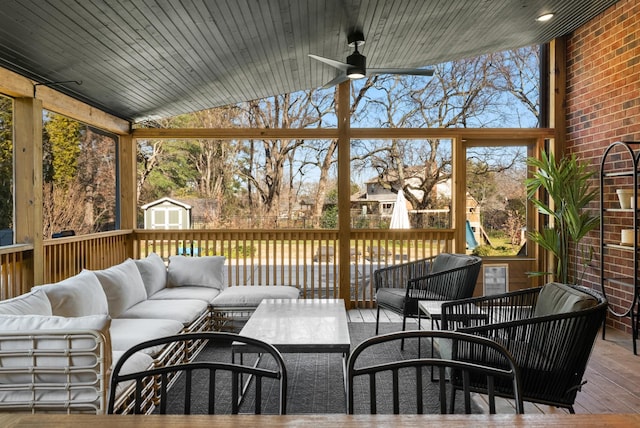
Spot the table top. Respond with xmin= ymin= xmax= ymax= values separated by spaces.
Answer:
xmin=418 ymin=300 xmax=449 ymax=317
xmin=2 ymin=413 xmax=639 ymax=427
xmin=237 ymin=298 xmax=351 ymax=353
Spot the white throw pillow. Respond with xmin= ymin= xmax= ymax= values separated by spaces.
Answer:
xmin=0 ymin=288 xmax=52 ymax=316
xmin=34 ymin=269 xmax=109 ymax=317
xmin=134 ymin=252 xmax=167 ymax=297
xmin=92 ymin=259 xmax=148 ymax=318
xmin=167 ymin=255 xmax=226 ymax=290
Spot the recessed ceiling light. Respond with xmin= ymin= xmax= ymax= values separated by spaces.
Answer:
xmin=536 ymin=13 xmax=554 ymax=22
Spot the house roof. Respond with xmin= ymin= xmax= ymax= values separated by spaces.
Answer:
xmin=0 ymin=1 xmax=619 ymax=123
xmin=140 ymin=197 xmax=192 ymax=210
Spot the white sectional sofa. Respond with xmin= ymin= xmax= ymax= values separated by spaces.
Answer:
xmin=0 ymin=253 xmax=300 ymax=414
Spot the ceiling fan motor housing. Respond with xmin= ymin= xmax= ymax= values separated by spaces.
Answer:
xmin=347 ymin=50 xmax=366 ymax=78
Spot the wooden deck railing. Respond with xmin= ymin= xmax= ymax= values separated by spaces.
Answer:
xmin=133 ymin=228 xmax=454 ymax=307
xmin=1 ymin=228 xmax=455 ymax=307
xmin=43 ymin=230 xmax=133 ymax=284
xmin=0 ymin=244 xmax=33 ymax=299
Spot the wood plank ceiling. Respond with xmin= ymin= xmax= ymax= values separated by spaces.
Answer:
xmin=0 ymin=0 xmax=620 ymax=123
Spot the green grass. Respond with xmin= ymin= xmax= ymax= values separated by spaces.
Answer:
xmin=472 ymin=235 xmax=521 ymax=257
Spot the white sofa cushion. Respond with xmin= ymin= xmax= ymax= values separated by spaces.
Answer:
xmin=211 ymin=285 xmax=301 ymax=308
xmin=93 ymin=259 xmax=148 ymax=318
xmin=118 ymin=299 xmax=208 ymax=326
xmin=111 ymin=350 xmax=154 ymax=400
xmin=110 ymin=318 xmax=184 ymax=355
xmin=149 ymin=285 xmax=221 ymax=304
xmin=0 ymin=288 xmax=52 ymax=316
xmin=134 ymin=252 xmax=167 ymax=297
xmin=34 ymin=269 xmax=109 ymax=317
xmin=0 ymin=313 xmax=110 ymax=333
xmin=167 ymin=255 xmax=225 ymax=289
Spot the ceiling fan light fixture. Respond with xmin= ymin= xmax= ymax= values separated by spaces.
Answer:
xmin=346 ymin=50 xmax=366 ymax=79
xmin=536 ymin=13 xmax=554 ymax=22
xmin=347 ymin=68 xmax=366 ymax=79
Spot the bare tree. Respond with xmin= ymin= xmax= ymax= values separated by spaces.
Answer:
xmin=137 ymin=139 xmax=163 ymax=202
xmin=350 ymin=51 xmax=536 ymax=227
xmin=490 ymin=46 xmax=540 ymax=125
xmin=241 ymin=93 xmax=324 ymax=224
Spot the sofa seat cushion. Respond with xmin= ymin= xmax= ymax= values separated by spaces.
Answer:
xmin=211 ymin=285 xmax=301 ymax=308
xmin=167 ymin=255 xmax=226 ymax=289
xmin=0 ymin=288 xmax=52 ymax=316
xmin=375 ymin=288 xmax=406 ymax=312
xmin=35 ymin=269 xmax=109 ymax=317
xmin=134 ymin=252 xmax=167 ymax=297
xmin=111 ymin=350 xmax=154 ymax=400
xmin=534 ymin=282 xmax=598 ymax=317
xmin=149 ymin=285 xmax=221 ymax=304
xmin=93 ymin=259 xmax=148 ymax=318
xmin=118 ymin=299 xmax=208 ymax=326
xmin=110 ymin=318 xmax=184 ymax=355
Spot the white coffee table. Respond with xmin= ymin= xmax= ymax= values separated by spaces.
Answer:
xmin=233 ymin=298 xmax=351 ymax=399
xmin=236 ymin=298 xmax=351 ymax=354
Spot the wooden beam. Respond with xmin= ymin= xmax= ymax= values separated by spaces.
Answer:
xmin=0 ymin=66 xmax=130 ymax=135
xmin=133 ymin=126 xmax=554 ymax=141
xmin=0 ymin=68 xmax=33 ymax=99
xmin=13 ymin=98 xmax=43 ymax=288
xmin=37 ymin=86 xmax=130 ymax=135
xmin=133 ymin=127 xmax=339 ymax=140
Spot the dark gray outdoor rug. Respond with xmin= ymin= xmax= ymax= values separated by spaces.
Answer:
xmin=160 ymin=323 xmax=482 ymax=414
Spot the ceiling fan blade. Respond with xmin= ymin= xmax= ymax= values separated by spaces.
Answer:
xmin=322 ymin=73 xmax=349 ymax=89
xmin=368 ymin=67 xmax=434 ymax=77
xmin=309 ymin=54 xmax=350 ymax=72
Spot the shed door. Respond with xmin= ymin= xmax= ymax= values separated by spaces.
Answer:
xmin=152 ymin=207 xmax=183 ymax=229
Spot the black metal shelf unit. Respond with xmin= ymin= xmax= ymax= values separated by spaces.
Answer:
xmin=600 ymin=141 xmax=640 ymax=354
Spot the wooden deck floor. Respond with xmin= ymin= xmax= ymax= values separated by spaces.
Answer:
xmin=348 ymin=308 xmax=640 ymax=415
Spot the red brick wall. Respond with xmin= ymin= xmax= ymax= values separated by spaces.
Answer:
xmin=566 ymin=0 xmax=640 ymax=332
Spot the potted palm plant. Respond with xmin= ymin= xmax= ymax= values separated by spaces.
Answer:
xmin=526 ymin=150 xmax=599 ymax=284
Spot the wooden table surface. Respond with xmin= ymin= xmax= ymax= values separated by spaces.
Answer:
xmin=1 ymin=413 xmax=639 ymax=427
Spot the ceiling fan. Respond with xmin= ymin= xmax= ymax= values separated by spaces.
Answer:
xmin=309 ymin=31 xmax=434 ymax=88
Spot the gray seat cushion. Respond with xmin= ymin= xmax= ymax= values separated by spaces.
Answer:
xmin=118 ymin=299 xmax=208 ymax=326
xmin=375 ymin=288 xmax=406 ymax=312
xmin=534 ymin=282 xmax=598 ymax=317
xmin=149 ymin=285 xmax=221 ymax=304
xmin=110 ymin=318 xmax=184 ymax=355
xmin=211 ymin=285 xmax=301 ymax=308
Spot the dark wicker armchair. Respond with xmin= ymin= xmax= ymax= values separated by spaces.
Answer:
xmin=440 ymin=283 xmax=607 ymax=413
xmin=374 ymin=253 xmax=482 ymax=337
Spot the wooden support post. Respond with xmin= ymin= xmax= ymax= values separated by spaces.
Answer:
xmin=118 ymin=133 xmax=136 ymax=230
xmin=13 ymin=97 xmax=43 ymax=289
xmin=549 ymin=36 xmax=567 ymax=155
xmin=118 ymin=133 xmax=136 ymax=256
xmin=337 ymin=81 xmax=352 ymax=308
xmin=453 ymin=135 xmax=466 ymax=253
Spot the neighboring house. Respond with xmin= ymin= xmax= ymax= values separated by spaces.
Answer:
xmin=353 ymin=176 xmax=486 ymax=245
xmin=140 ymin=197 xmax=192 ymax=229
